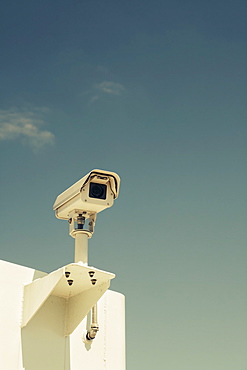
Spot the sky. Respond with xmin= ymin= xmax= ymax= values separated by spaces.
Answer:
xmin=0 ymin=0 xmax=246 ymax=368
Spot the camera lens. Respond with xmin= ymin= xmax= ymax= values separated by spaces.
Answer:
xmin=89 ymin=182 xmax=107 ymax=200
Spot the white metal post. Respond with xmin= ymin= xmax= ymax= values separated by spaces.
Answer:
xmin=74 ymin=231 xmax=89 ymax=264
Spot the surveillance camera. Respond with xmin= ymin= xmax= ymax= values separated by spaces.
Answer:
xmin=53 ymin=169 xmax=120 ymax=220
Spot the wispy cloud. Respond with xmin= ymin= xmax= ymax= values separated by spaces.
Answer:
xmin=89 ymin=95 xmax=100 ymax=105
xmin=86 ymin=80 xmax=125 ymax=105
xmin=95 ymin=81 xmax=125 ymax=96
xmin=0 ymin=108 xmax=55 ymax=151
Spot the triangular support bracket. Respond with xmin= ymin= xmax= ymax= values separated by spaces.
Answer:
xmin=21 ymin=262 xmax=115 ymax=336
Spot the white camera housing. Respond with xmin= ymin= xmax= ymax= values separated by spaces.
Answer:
xmin=53 ymin=169 xmax=121 ymax=220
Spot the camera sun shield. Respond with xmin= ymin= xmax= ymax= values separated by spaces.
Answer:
xmin=53 ymin=169 xmax=120 ymax=220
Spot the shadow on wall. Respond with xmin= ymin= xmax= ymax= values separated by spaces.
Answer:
xmin=21 ymin=295 xmax=71 ymax=370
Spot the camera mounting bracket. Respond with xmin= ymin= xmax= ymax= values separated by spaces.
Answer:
xmin=68 ymin=211 xmax=97 ymax=264
xmin=68 ymin=210 xmax=97 ymax=238
xmin=21 ymin=262 xmax=115 ymax=336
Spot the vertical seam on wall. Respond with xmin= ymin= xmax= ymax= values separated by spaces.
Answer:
xmin=103 ymin=293 xmax=107 ymax=369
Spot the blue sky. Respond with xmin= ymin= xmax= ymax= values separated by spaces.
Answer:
xmin=0 ymin=0 xmax=246 ymax=368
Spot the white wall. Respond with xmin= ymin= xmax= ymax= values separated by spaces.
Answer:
xmin=0 ymin=260 xmax=125 ymax=370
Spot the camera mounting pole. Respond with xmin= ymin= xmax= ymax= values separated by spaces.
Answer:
xmin=68 ymin=210 xmax=100 ymax=341
xmin=68 ymin=210 xmax=97 ymax=264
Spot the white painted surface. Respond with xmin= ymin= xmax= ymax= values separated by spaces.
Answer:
xmin=74 ymin=232 xmax=89 ymax=264
xmin=0 ymin=260 xmax=125 ymax=370
xmin=22 ymin=262 xmax=115 ymax=335
xmin=70 ymin=290 xmax=125 ymax=370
